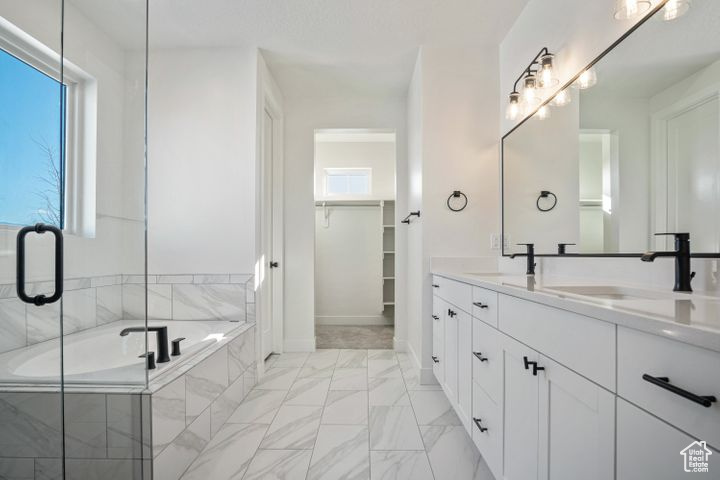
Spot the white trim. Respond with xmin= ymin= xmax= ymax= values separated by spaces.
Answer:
xmin=0 ymin=16 xmax=97 ymax=237
xmin=393 ymin=337 xmax=407 ymax=352
xmin=407 ymin=341 xmax=437 ymax=385
xmin=314 ymin=315 xmax=393 ymax=326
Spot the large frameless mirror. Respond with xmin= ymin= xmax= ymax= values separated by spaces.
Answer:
xmin=502 ymin=0 xmax=720 ymax=256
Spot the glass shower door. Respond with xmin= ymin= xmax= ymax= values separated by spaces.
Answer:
xmin=1 ymin=0 xmax=150 ymax=478
xmin=0 ymin=1 xmax=67 ymax=477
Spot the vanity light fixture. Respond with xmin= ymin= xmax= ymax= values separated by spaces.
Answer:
xmin=575 ymin=68 xmax=597 ymax=89
xmin=535 ymin=104 xmax=551 ymax=120
xmin=538 ymin=53 xmax=559 ymax=88
xmin=506 ymin=47 xmax=562 ymax=121
xmin=661 ymin=0 xmax=690 ymax=21
xmin=551 ymin=88 xmax=571 ymax=106
xmin=505 ymin=91 xmax=521 ymax=120
xmin=613 ymin=0 xmax=651 ymax=20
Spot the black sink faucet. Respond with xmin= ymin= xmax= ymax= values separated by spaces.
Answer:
xmin=120 ymin=326 xmax=171 ymax=363
xmin=510 ymin=243 xmax=536 ymax=275
xmin=641 ymin=233 xmax=694 ymax=292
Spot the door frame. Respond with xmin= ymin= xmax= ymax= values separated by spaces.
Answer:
xmin=258 ymin=90 xmax=285 ymax=363
xmin=651 ymin=82 xmax=720 ymax=250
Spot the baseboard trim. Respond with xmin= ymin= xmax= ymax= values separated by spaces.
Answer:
xmin=283 ymin=337 xmax=316 ymax=352
xmin=407 ymin=341 xmax=438 ymax=385
xmin=393 ymin=337 xmax=408 ymax=352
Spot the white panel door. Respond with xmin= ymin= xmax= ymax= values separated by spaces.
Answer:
xmin=432 ymin=296 xmax=444 ymax=385
xmin=538 ymin=355 xmax=615 ymax=480
xmin=502 ymin=334 xmax=540 ymax=480
xmin=261 ymin=109 xmax=274 ymax=359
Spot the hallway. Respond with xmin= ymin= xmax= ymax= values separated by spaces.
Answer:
xmin=178 ymin=349 xmax=493 ymax=480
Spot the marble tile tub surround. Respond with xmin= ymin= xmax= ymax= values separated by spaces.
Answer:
xmin=0 ymin=273 xmax=254 ymax=354
xmin=152 ymin=324 xmax=257 ymax=480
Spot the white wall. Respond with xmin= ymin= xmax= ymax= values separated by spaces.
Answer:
xmin=283 ymin=95 xmax=407 ymax=351
xmin=314 ymin=139 xmax=396 ymax=201
xmin=405 ymin=42 xmax=503 ymax=378
xmin=147 ymin=48 xmax=258 ymax=274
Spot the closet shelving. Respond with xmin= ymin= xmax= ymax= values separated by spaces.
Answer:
xmin=381 ymin=200 xmax=396 ymax=319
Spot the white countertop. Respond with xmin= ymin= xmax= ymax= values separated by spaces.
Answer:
xmin=432 ymin=271 xmax=720 ymax=353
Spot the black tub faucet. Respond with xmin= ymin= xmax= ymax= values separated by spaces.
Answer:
xmin=641 ymin=233 xmax=694 ymax=292
xmin=510 ymin=243 xmax=536 ymax=275
xmin=120 ymin=326 xmax=171 ymax=363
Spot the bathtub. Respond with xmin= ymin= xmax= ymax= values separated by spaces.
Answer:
xmin=0 ymin=319 xmax=243 ymax=386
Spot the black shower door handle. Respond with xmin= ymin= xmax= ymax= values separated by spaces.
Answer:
xmin=17 ymin=223 xmax=64 ymax=306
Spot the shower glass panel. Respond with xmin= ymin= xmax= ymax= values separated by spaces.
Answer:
xmin=0 ymin=0 xmax=149 ymax=478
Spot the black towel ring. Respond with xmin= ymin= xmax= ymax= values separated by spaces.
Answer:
xmin=536 ymin=190 xmax=557 ymax=212
xmin=447 ymin=191 xmax=468 ymax=212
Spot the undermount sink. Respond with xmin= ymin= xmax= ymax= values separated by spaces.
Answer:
xmin=540 ymin=285 xmax=668 ymax=301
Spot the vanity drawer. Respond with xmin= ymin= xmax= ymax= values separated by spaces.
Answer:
xmin=472 ymin=381 xmax=502 ymax=480
xmin=472 ymin=287 xmax=498 ymax=327
xmin=472 ymin=318 xmax=502 ymax=404
xmin=432 ymin=275 xmax=472 ymax=313
xmin=498 ymin=294 xmax=616 ymax=391
xmin=617 ymin=327 xmax=720 ymax=448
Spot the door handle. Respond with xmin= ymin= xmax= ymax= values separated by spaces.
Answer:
xmin=269 ymin=261 xmax=279 ymax=268
xmin=17 ymin=223 xmax=63 ymax=306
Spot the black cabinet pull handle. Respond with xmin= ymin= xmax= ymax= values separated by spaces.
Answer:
xmin=17 ymin=223 xmax=63 ymax=306
xmin=432 ymin=284 xmax=440 ymax=288
xmin=473 ymin=418 xmax=488 ymax=433
xmin=642 ymin=374 xmax=717 ymax=408
xmin=473 ymin=302 xmax=489 ymax=309
xmin=447 ymin=309 xmax=456 ymax=317
xmin=432 ymin=315 xmax=439 ymax=320
xmin=269 ymin=261 xmax=279 ymax=268
xmin=523 ymin=356 xmax=532 ymax=370
xmin=473 ymin=352 xmax=488 ymax=362
xmin=532 ymin=363 xmax=545 ymax=376
xmin=431 ymin=356 xmax=440 ymax=363
xmin=523 ymin=356 xmax=544 ymax=375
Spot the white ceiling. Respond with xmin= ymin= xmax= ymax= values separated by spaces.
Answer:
xmin=584 ymin=0 xmax=720 ymax=99
xmin=68 ymin=0 xmax=529 ymax=99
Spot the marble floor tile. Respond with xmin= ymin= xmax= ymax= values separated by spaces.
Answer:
xmin=409 ymin=390 xmax=462 ymax=426
xmin=322 ymin=391 xmax=368 ymax=425
xmin=367 ymin=350 xmax=396 ymax=361
xmin=283 ymin=377 xmax=331 ymax=406
xmin=370 ymin=451 xmax=434 ymax=480
xmin=254 ymin=367 xmax=300 ymax=390
xmin=180 ymin=423 xmax=267 ymax=480
xmin=243 ymin=450 xmax=312 ymax=480
xmin=421 ymin=425 xmax=495 ymax=480
xmin=330 ymin=368 xmax=368 ymax=391
xmin=336 ymin=350 xmax=368 ymax=368
xmin=272 ymin=352 xmax=310 ymax=367
xmin=260 ymin=405 xmax=322 ymax=450
xmin=368 ymin=359 xmax=402 ymax=378
xmin=297 ymin=364 xmax=335 ymax=379
xmin=227 ymin=389 xmax=286 ymax=424
xmin=402 ymin=368 xmax=442 ymax=391
xmin=369 ymin=406 xmax=424 ymax=451
xmin=368 ymin=377 xmax=410 ymax=406
xmin=264 ymin=354 xmax=280 ymax=368
xmin=305 ymin=349 xmax=340 ymax=367
xmin=307 ymin=425 xmax=370 ymax=480
xmin=0 ymin=298 xmax=26 ymax=353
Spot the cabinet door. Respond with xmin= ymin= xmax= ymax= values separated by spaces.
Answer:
xmin=457 ymin=308 xmax=472 ymax=432
xmin=443 ymin=304 xmax=459 ymax=404
xmin=432 ymin=297 xmax=444 ymax=385
xmin=502 ymin=334 xmax=540 ymax=480
xmin=538 ymin=355 xmax=615 ymax=480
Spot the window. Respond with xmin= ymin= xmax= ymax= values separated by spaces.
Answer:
xmin=324 ymin=168 xmax=372 ymax=196
xmin=0 ymin=47 xmax=66 ymax=227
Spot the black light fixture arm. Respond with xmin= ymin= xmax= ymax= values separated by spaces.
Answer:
xmin=511 ymin=47 xmax=551 ymax=94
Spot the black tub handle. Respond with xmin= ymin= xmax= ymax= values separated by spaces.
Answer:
xmin=17 ymin=223 xmax=63 ymax=306
xmin=642 ymin=374 xmax=717 ymax=408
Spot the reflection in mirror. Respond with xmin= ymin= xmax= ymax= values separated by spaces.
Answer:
xmin=503 ymin=0 xmax=720 ymax=255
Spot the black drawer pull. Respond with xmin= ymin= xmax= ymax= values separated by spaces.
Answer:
xmin=431 ymin=356 xmax=440 ymax=363
xmin=473 ymin=302 xmax=489 ymax=309
xmin=523 ymin=356 xmax=532 ymax=370
xmin=473 ymin=418 xmax=488 ymax=433
xmin=447 ymin=309 xmax=456 ymax=317
xmin=432 ymin=284 xmax=440 ymax=288
xmin=532 ymin=363 xmax=545 ymax=376
xmin=642 ymin=374 xmax=717 ymax=408
xmin=432 ymin=315 xmax=439 ymax=320
xmin=473 ymin=352 xmax=488 ymax=362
